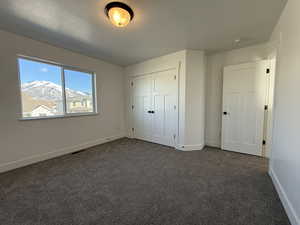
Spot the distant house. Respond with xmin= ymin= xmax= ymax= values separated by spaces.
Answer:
xmin=21 ymin=93 xmax=57 ymax=117
xmin=21 ymin=92 xmax=93 ymax=117
xmin=31 ymin=105 xmax=54 ymax=117
xmin=66 ymin=96 xmax=93 ymax=113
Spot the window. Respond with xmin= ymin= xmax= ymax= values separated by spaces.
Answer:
xmin=64 ymin=69 xmax=94 ymax=114
xmin=18 ymin=57 xmax=97 ymax=119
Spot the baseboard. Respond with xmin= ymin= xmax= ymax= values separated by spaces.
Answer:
xmin=176 ymin=143 xmax=205 ymax=151
xmin=205 ymin=139 xmax=221 ymax=148
xmin=125 ymin=135 xmax=134 ymax=139
xmin=205 ymin=143 xmax=221 ymax=148
xmin=269 ymin=167 xmax=300 ymax=225
xmin=0 ymin=133 xmax=125 ymax=174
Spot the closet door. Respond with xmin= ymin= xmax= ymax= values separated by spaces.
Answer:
xmin=131 ymin=70 xmax=178 ymax=147
xmin=151 ymin=70 xmax=177 ymax=146
xmin=132 ymin=75 xmax=153 ymax=142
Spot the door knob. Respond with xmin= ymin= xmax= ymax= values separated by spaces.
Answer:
xmin=223 ymin=112 xmax=228 ymax=115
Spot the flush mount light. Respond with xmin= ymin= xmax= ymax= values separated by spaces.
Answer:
xmin=105 ymin=2 xmax=134 ymax=27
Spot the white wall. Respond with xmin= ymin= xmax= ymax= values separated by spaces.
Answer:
xmin=205 ymin=44 xmax=270 ymax=147
xmin=0 ymin=30 xmax=125 ymax=173
xmin=184 ymin=50 xmax=206 ymax=148
xmin=125 ymin=50 xmax=206 ymax=150
xmin=268 ymin=0 xmax=300 ymax=224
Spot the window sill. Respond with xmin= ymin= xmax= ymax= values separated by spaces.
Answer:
xmin=19 ymin=112 xmax=99 ymax=121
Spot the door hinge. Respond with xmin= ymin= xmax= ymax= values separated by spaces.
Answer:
xmin=132 ymin=105 xmax=134 ymax=110
xmin=266 ymin=68 xmax=270 ymax=74
xmin=132 ymin=128 xmax=135 ymax=132
xmin=131 ymin=81 xmax=134 ymax=87
xmin=262 ymin=140 xmax=266 ymax=145
xmin=264 ymin=105 xmax=268 ymax=110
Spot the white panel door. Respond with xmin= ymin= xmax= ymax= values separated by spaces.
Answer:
xmin=222 ymin=61 xmax=268 ymax=156
xmin=132 ymin=76 xmax=153 ymax=142
xmin=151 ymin=71 xmax=177 ymax=146
xmin=132 ymin=70 xmax=178 ymax=147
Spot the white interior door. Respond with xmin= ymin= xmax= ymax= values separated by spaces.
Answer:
xmin=132 ymin=76 xmax=153 ymax=142
xmin=151 ymin=71 xmax=177 ymax=146
xmin=132 ymin=70 xmax=178 ymax=147
xmin=222 ymin=61 xmax=268 ymax=156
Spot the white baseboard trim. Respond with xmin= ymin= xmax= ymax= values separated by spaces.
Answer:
xmin=205 ymin=138 xmax=221 ymax=148
xmin=0 ymin=133 xmax=125 ymax=174
xmin=205 ymin=142 xmax=221 ymax=148
xmin=269 ymin=167 xmax=300 ymax=225
xmin=176 ymin=143 xmax=205 ymax=151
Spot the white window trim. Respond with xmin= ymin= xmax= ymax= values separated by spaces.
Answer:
xmin=17 ymin=55 xmax=98 ymax=121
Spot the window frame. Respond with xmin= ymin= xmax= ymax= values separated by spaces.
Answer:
xmin=17 ymin=55 xmax=98 ymax=120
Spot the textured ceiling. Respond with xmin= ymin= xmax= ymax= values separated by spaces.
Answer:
xmin=0 ymin=0 xmax=287 ymax=66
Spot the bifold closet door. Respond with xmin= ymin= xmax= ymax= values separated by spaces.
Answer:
xmin=132 ymin=76 xmax=153 ymax=142
xmin=132 ymin=70 xmax=177 ymax=147
xmin=151 ymin=71 xmax=177 ymax=146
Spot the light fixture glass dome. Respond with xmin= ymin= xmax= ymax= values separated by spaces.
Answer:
xmin=105 ymin=2 xmax=134 ymax=28
xmin=108 ymin=7 xmax=131 ymax=27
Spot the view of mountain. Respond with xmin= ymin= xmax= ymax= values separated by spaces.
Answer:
xmin=21 ymin=81 xmax=90 ymax=101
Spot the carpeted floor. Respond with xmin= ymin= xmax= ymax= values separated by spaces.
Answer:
xmin=0 ymin=138 xmax=290 ymax=225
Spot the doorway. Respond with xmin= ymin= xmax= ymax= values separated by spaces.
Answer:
xmin=221 ymin=60 xmax=275 ymax=157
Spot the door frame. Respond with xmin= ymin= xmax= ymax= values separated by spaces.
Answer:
xmin=221 ymin=60 xmax=273 ymax=157
xmin=128 ymin=65 xmax=180 ymax=148
xmin=264 ymin=58 xmax=277 ymax=158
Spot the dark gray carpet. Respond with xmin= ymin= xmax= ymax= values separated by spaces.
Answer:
xmin=0 ymin=138 xmax=290 ymax=225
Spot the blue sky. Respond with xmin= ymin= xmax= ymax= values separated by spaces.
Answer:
xmin=19 ymin=58 xmax=93 ymax=93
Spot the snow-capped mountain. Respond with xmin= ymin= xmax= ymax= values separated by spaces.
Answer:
xmin=21 ymin=81 xmax=90 ymax=101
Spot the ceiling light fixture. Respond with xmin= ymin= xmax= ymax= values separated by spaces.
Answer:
xmin=105 ymin=2 xmax=134 ymax=27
